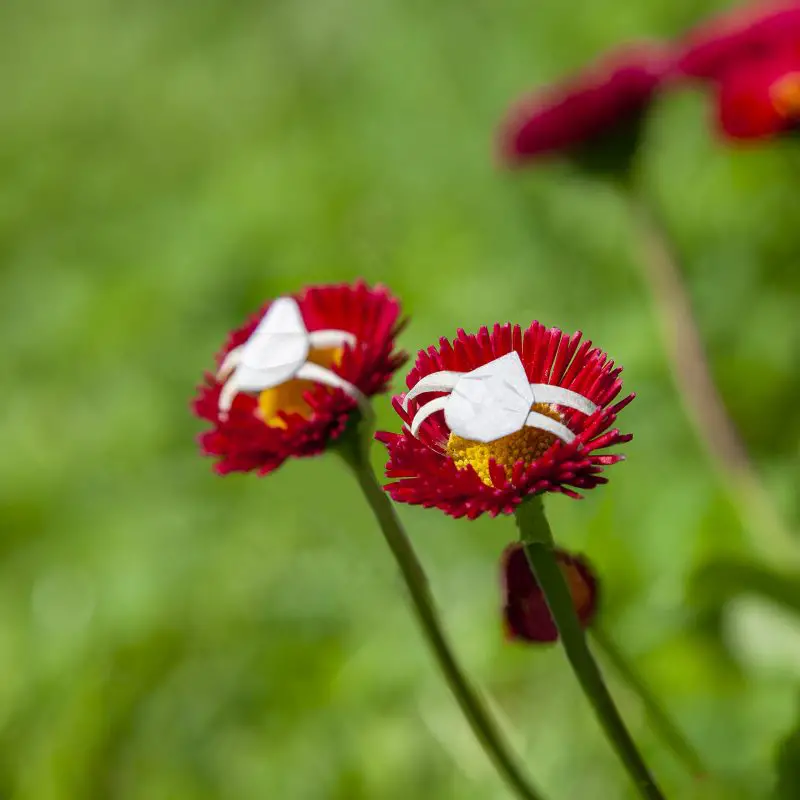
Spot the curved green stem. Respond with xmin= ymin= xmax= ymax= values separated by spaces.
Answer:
xmin=516 ymin=499 xmax=666 ymax=800
xmin=337 ymin=430 xmax=546 ymax=800
xmin=624 ymin=186 xmax=797 ymax=567
xmin=591 ymin=627 xmax=707 ymax=780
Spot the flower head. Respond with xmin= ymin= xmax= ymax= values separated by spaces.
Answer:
xmin=376 ymin=322 xmax=633 ymax=519
xmin=502 ymin=543 xmax=598 ymax=643
xmin=498 ymin=45 xmax=672 ymax=172
xmin=678 ymin=2 xmax=800 ymax=139
xmin=193 ymin=281 xmax=406 ymax=475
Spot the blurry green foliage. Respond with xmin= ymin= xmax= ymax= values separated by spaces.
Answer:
xmin=1 ymin=0 xmax=799 ymax=797
xmin=691 ymin=559 xmax=800 ymax=620
xmin=774 ymin=697 xmax=800 ymax=800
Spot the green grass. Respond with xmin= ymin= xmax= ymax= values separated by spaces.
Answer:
xmin=1 ymin=0 xmax=799 ymax=797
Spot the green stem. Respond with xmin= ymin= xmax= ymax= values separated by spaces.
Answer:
xmin=337 ymin=430 xmax=546 ymax=800
xmin=591 ymin=627 xmax=707 ymax=780
xmin=516 ymin=499 xmax=666 ymax=800
xmin=624 ymin=186 xmax=798 ymax=567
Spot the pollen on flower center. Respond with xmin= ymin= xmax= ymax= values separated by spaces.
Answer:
xmin=447 ymin=403 xmax=563 ymax=487
xmin=771 ymin=72 xmax=800 ymax=118
xmin=257 ymin=347 xmax=342 ymax=428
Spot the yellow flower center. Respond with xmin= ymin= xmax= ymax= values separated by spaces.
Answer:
xmin=257 ymin=347 xmax=342 ymax=428
xmin=771 ymin=72 xmax=800 ymax=118
xmin=446 ymin=403 xmax=562 ymax=487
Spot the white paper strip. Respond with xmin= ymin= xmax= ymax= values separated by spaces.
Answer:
xmin=307 ymin=329 xmax=357 ymax=350
xmin=524 ymin=410 xmax=576 ymax=444
xmin=409 ymin=395 xmax=449 ymax=438
xmin=295 ymin=362 xmax=371 ymax=414
xmin=402 ymin=371 xmax=462 ymax=409
xmin=529 ymin=384 xmax=597 ymax=415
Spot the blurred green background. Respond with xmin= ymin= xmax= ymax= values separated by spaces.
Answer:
xmin=2 ymin=0 xmax=800 ymax=797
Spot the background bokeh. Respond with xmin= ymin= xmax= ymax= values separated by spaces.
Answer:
xmin=2 ymin=0 xmax=800 ymax=797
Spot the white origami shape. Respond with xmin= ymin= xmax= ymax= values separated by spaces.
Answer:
xmin=217 ymin=297 xmax=367 ymax=418
xmin=403 ymin=351 xmax=597 ymax=444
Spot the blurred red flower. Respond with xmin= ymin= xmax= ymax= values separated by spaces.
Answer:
xmin=678 ymin=2 xmax=800 ymax=139
xmin=502 ymin=543 xmax=598 ymax=643
xmin=498 ymin=45 xmax=672 ymax=170
xmin=193 ymin=282 xmax=406 ymax=476
xmin=376 ymin=322 xmax=633 ymax=519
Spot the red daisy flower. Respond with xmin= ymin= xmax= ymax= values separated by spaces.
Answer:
xmin=376 ymin=322 xmax=633 ymax=519
xmin=678 ymin=2 xmax=800 ymax=79
xmin=193 ymin=282 xmax=406 ymax=476
xmin=498 ymin=44 xmax=672 ymax=169
xmin=717 ymin=56 xmax=800 ymax=137
xmin=502 ymin=543 xmax=598 ymax=643
xmin=678 ymin=2 xmax=800 ymax=139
